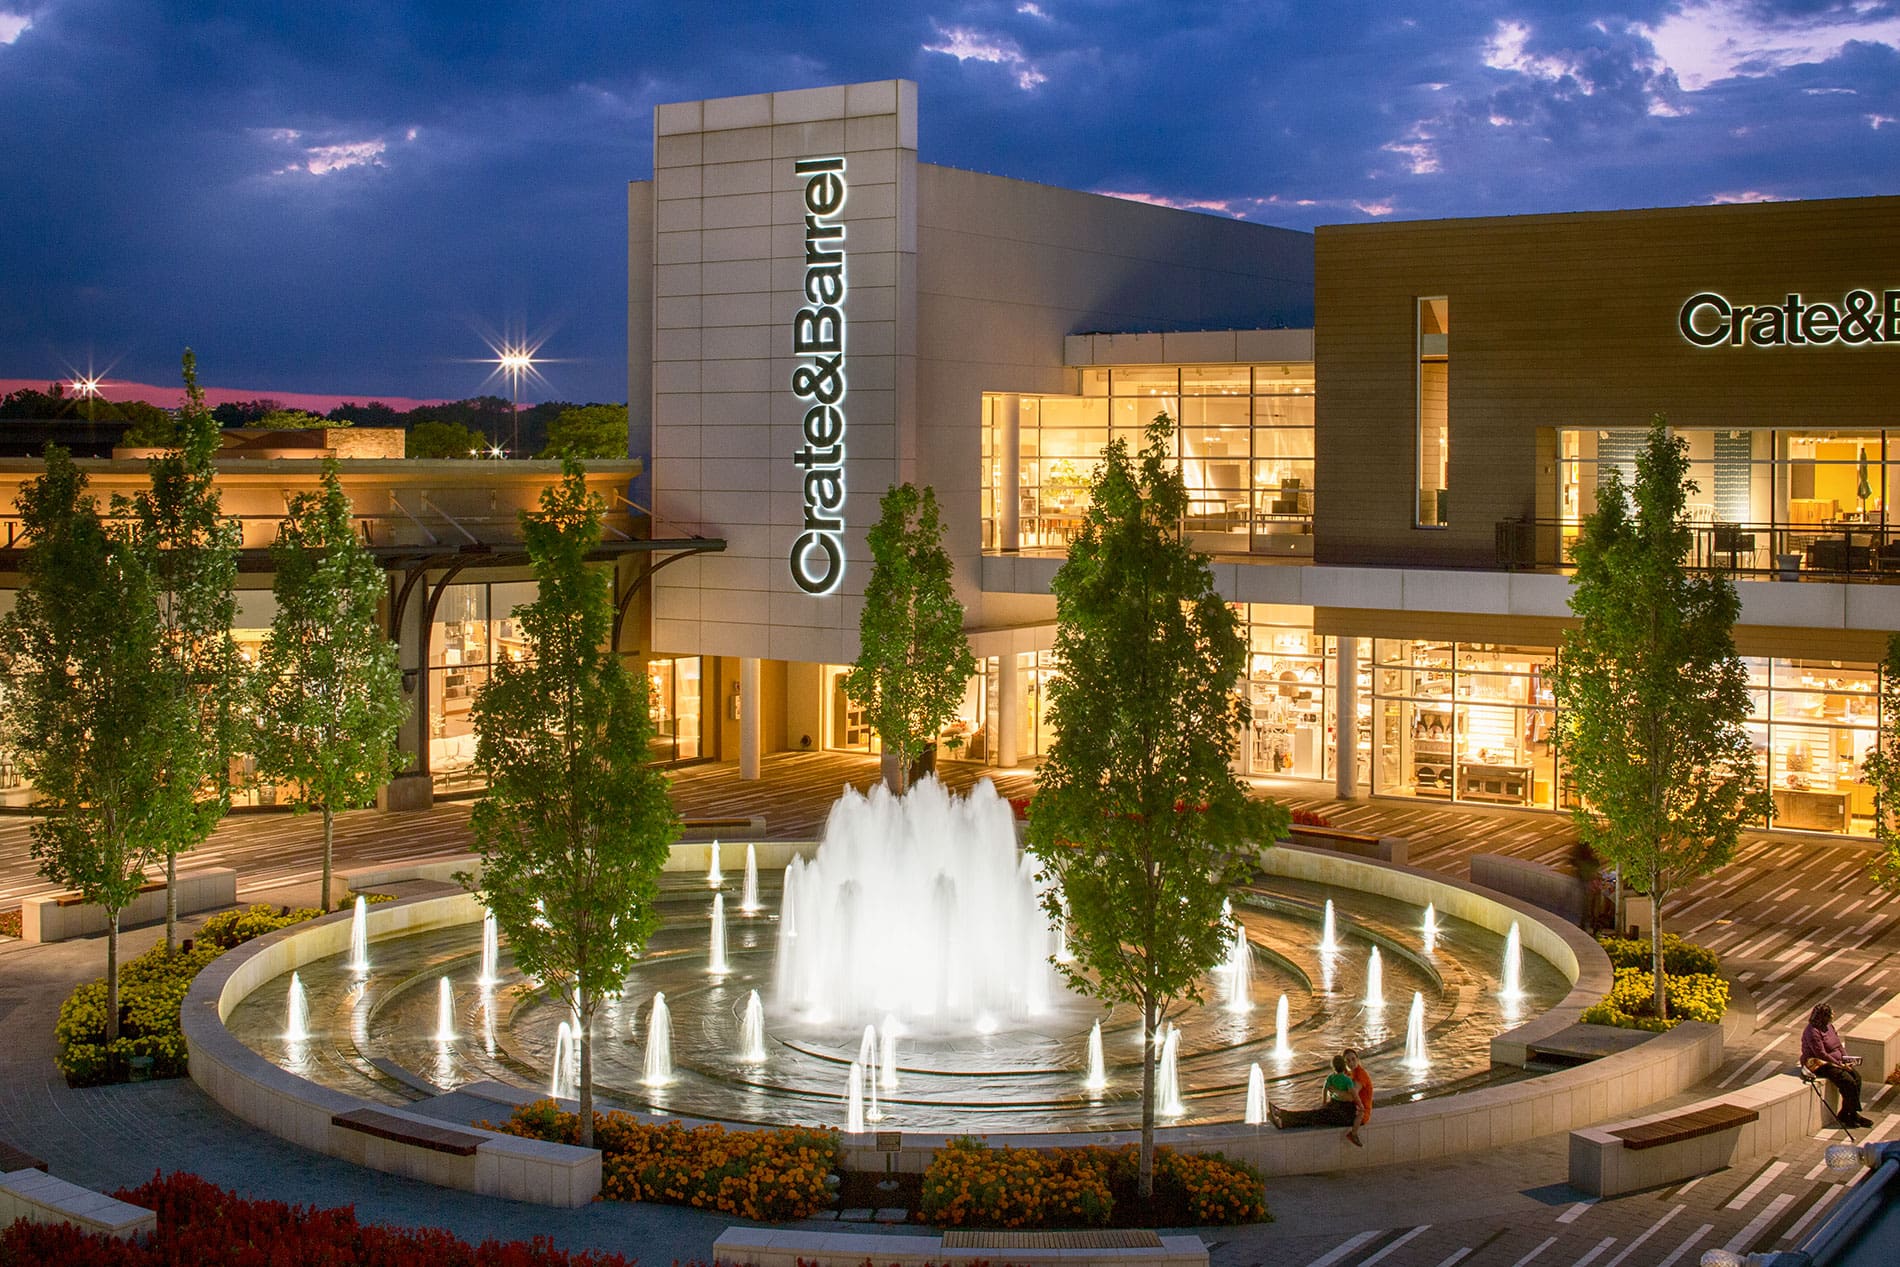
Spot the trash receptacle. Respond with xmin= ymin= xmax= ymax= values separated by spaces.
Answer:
xmin=1776 ymin=553 xmax=1802 ymax=581
xmin=128 ymin=1055 xmax=154 ymax=1082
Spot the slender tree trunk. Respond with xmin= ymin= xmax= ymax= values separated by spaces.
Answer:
xmin=1652 ymin=888 xmax=1669 ymax=1020
xmin=321 ymin=806 xmax=335 ymax=914
xmin=578 ymin=997 xmax=595 ymax=1149
xmin=1139 ymin=991 xmax=1156 ymax=1203
xmin=165 ymin=851 xmax=177 ymax=952
xmin=106 ymin=909 xmax=121 ymax=1044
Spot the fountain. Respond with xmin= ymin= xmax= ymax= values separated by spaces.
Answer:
xmin=435 ymin=977 xmax=455 ymax=1043
xmin=1224 ymin=924 xmax=1253 ymax=1013
xmin=550 ymin=1021 xmax=577 ymax=1099
xmin=739 ymin=991 xmax=766 ymax=1063
xmin=1422 ymin=902 xmax=1438 ymax=954
xmin=858 ymin=1024 xmax=877 ymax=1072
xmin=774 ymin=778 xmax=1055 ymax=1026
xmin=1158 ymin=1027 xmax=1185 ymax=1117
xmin=1085 ymin=1020 xmax=1107 ymax=1092
xmin=708 ymin=894 xmax=729 ymax=974
xmin=1365 ymin=946 xmax=1384 ymax=1009
xmin=347 ymin=896 xmax=370 ymax=975
xmin=478 ymin=912 xmax=500 ymax=987
xmin=706 ymin=841 xmax=723 ymax=888
xmin=1244 ymin=1063 xmax=1267 ymax=1125
xmin=1274 ymin=993 xmax=1292 ymax=1059
xmin=1405 ymin=992 xmax=1429 ymax=1070
xmin=284 ymin=972 xmax=310 ymax=1042
xmin=879 ymin=1020 xmax=899 ymax=1092
xmin=846 ymin=1062 xmax=865 ymax=1133
xmin=865 ymin=1056 xmax=884 ymax=1123
xmin=643 ymin=992 xmax=674 ymax=1085
xmin=1320 ymin=899 xmax=1338 ymax=953
xmin=1501 ymin=921 xmax=1522 ymax=998
xmin=1054 ymin=904 xmax=1073 ymax=964
xmin=779 ymin=865 xmax=797 ymax=939
xmin=740 ymin=844 xmax=761 ymax=913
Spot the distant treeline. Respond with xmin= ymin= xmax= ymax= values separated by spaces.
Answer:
xmin=0 ymin=385 xmax=629 ymax=459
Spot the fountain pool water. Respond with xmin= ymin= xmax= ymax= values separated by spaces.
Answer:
xmin=1244 ymin=1063 xmax=1267 ymax=1125
xmin=348 ymin=897 xmax=370 ymax=975
xmin=284 ymin=973 xmax=310 ymax=1042
xmin=228 ymin=778 xmax=1573 ymax=1134
xmin=740 ymin=844 xmax=761 ymax=913
xmin=643 ymin=993 xmax=674 ymax=1086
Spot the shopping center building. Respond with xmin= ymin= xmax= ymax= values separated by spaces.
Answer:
xmin=630 ymin=78 xmax=1900 ymax=839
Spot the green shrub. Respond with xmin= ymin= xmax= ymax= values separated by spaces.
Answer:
xmin=55 ymin=904 xmax=319 ymax=1085
xmin=1597 ymin=932 xmax=1720 ymax=976
xmin=1582 ymin=966 xmax=1729 ymax=1032
xmin=919 ymin=1137 xmax=1268 ymax=1228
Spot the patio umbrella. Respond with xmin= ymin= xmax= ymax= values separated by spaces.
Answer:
xmin=1857 ymin=446 xmax=1872 ymax=514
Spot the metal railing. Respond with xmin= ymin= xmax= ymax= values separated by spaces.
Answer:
xmin=1496 ymin=518 xmax=1900 ymax=582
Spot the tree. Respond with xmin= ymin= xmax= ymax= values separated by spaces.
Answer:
xmin=0 ymin=448 xmax=192 ymax=1043
xmin=464 ymin=461 xmax=678 ymax=1147
xmin=253 ymin=460 xmax=408 ymax=912
xmin=407 ymin=418 xmax=485 ymax=459
xmin=539 ymin=404 xmax=628 ymax=461
xmin=1552 ymin=418 xmax=1769 ymax=1019
xmin=1861 ymin=633 xmax=1900 ymax=891
xmin=122 ymin=350 xmax=244 ymax=951
xmin=252 ymin=408 xmax=333 ymax=430
xmin=842 ymin=484 xmax=976 ymax=792
xmin=1024 ymin=414 xmax=1286 ymax=1203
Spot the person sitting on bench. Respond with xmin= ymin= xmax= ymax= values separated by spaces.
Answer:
xmin=1269 ymin=1053 xmax=1359 ymax=1130
xmin=1803 ymin=1002 xmax=1870 ymax=1128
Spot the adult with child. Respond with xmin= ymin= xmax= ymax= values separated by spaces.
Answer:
xmin=1344 ymin=1047 xmax=1373 ymax=1147
xmin=1268 ymin=1053 xmax=1359 ymax=1130
xmin=1802 ymin=1002 xmax=1870 ymax=1128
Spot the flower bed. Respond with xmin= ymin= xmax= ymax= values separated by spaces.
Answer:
xmin=1288 ymin=808 xmax=1334 ymax=829
xmin=483 ymin=1100 xmax=841 ymax=1221
xmin=0 ymin=908 xmax=19 ymax=939
xmin=1580 ymin=933 xmax=1728 ymax=1031
xmin=0 ymin=1171 xmax=643 ymax=1266
xmin=54 ymin=903 xmax=320 ymax=1086
xmin=919 ymin=1137 xmax=1268 ymax=1228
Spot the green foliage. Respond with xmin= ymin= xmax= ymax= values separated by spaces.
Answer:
xmin=919 ymin=1137 xmax=1269 ymax=1228
xmin=249 ymin=408 xmax=332 ymax=430
xmin=121 ymin=349 xmax=246 ymax=951
xmin=539 ymin=404 xmax=628 ymax=460
xmin=1582 ymin=967 xmax=1729 ymax=1031
xmin=1597 ymin=932 xmax=1721 ymax=976
xmin=465 ymin=461 xmax=679 ymax=1145
xmin=408 ymin=418 xmax=488 ymax=459
xmin=54 ymin=905 xmax=317 ymax=1085
xmin=1552 ymin=418 xmax=1769 ymax=1020
xmin=1862 ymin=633 xmax=1900 ymax=890
xmin=1024 ymin=413 xmax=1287 ymax=1200
xmin=0 ymin=445 xmax=191 ymax=1041
xmin=842 ymin=484 xmax=976 ymax=790
xmin=253 ymin=461 xmax=408 ymax=911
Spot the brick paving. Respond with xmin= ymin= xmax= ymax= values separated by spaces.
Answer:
xmin=1 ymin=754 xmax=1897 ymax=1264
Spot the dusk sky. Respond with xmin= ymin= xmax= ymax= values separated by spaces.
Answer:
xmin=2 ymin=1 xmax=1896 ymax=407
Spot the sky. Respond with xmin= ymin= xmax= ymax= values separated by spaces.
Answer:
xmin=1 ymin=1 xmax=1895 ymax=408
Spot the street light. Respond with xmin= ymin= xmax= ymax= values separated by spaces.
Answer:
xmin=493 ymin=344 xmax=535 ymax=455
xmin=70 ymin=376 xmax=102 ymax=423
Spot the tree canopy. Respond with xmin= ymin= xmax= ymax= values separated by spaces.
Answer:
xmin=253 ymin=460 xmax=408 ymax=911
xmin=539 ymin=404 xmax=628 ymax=460
xmin=465 ymin=461 xmax=678 ymax=1146
xmin=1552 ymin=418 xmax=1769 ymax=1018
xmin=1862 ymin=633 xmax=1900 ymax=891
xmin=842 ymin=483 xmax=975 ymax=791
xmin=1024 ymin=413 xmax=1285 ymax=1200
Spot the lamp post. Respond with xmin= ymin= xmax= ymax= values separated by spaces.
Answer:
xmin=71 ymin=376 xmax=101 ymax=423
xmin=495 ymin=345 xmax=534 ymax=456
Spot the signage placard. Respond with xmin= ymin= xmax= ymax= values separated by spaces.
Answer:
xmin=789 ymin=155 xmax=850 ymax=595
xmin=1679 ymin=290 xmax=1900 ymax=348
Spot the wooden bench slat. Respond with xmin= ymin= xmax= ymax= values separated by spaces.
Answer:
xmin=943 ymin=1230 xmax=1165 ymax=1249
xmin=332 ymin=1107 xmax=484 ymax=1157
xmin=0 ymin=1140 xmax=49 ymax=1173
xmin=1611 ymin=1104 xmax=1758 ymax=1151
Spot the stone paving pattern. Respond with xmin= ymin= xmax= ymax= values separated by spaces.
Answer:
xmin=0 ymin=752 xmax=1896 ymax=1266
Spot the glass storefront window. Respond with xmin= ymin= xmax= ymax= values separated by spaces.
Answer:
xmin=647 ymin=656 xmax=703 ymax=763
xmin=1371 ymin=640 xmax=1555 ymax=809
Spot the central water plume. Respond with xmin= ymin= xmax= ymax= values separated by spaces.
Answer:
xmin=1501 ymin=921 xmax=1523 ymax=998
xmin=1365 ymin=947 xmax=1384 ymax=1009
xmin=1422 ymin=902 xmax=1438 ymax=954
xmin=348 ymin=897 xmax=370 ymax=975
xmin=1158 ymin=1026 xmax=1185 ymax=1117
xmin=1223 ymin=924 xmax=1253 ymax=1013
xmin=739 ymin=991 xmax=766 ymax=1063
xmin=643 ymin=992 xmax=674 ymax=1085
xmin=1320 ymin=899 xmax=1338 ymax=953
xmin=708 ymin=894 xmax=729 ymax=974
xmin=1274 ymin=993 xmax=1292 ymax=1059
xmin=773 ymin=778 xmax=1059 ymax=1027
xmin=740 ymin=844 xmax=761 ymax=913
xmin=478 ymin=912 xmax=499 ymax=987
xmin=1085 ymin=1021 xmax=1106 ymax=1093
xmin=435 ymin=977 xmax=455 ymax=1042
xmin=1405 ymin=992 xmax=1429 ymax=1069
xmin=285 ymin=972 xmax=310 ymax=1042
xmin=1244 ymin=1063 xmax=1267 ymax=1125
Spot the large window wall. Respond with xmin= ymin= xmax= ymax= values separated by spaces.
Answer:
xmin=982 ymin=363 xmax=1316 ymax=556
xmin=646 ymin=656 xmax=704 ymax=763
xmin=1558 ymin=427 xmax=1894 ymax=572
xmin=427 ymin=580 xmax=535 ymax=790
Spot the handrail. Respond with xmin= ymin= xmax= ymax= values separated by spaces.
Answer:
xmin=1496 ymin=517 xmax=1900 ymax=582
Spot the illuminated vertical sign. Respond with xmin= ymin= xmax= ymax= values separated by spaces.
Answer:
xmin=789 ymin=156 xmax=849 ymax=595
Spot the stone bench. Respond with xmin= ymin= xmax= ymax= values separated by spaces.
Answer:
xmin=677 ymin=815 xmax=767 ymax=843
xmin=333 ymin=1107 xmax=485 ymax=1157
xmin=22 ymin=867 xmax=237 ymax=942
xmin=1568 ymin=1073 xmax=1818 ymax=1197
xmin=713 ymin=1228 xmax=1208 ymax=1267
xmin=1845 ymin=993 xmax=1900 ymax=1084
xmin=1286 ymin=824 xmax=1408 ymax=865
xmin=0 ymin=1167 xmax=156 ymax=1239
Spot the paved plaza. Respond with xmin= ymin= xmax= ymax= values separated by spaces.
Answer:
xmin=2 ymin=753 xmax=1897 ymax=1265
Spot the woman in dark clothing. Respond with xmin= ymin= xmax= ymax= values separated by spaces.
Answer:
xmin=1269 ymin=1053 xmax=1359 ymax=1129
xmin=1802 ymin=1002 xmax=1870 ymax=1128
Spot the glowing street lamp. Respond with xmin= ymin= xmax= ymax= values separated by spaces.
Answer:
xmin=70 ymin=375 xmax=102 ymax=423
xmin=493 ymin=344 xmax=536 ymax=455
